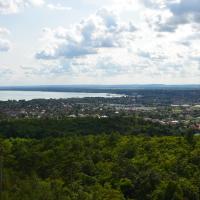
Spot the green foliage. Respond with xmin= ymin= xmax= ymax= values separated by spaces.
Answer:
xmin=0 ymin=135 xmax=200 ymax=199
xmin=0 ymin=117 xmax=184 ymax=139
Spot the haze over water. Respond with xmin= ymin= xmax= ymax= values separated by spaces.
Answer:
xmin=0 ymin=91 xmax=122 ymax=101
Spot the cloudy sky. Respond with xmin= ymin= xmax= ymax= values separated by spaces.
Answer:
xmin=0 ymin=0 xmax=200 ymax=85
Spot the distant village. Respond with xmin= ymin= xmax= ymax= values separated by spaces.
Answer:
xmin=0 ymin=97 xmax=200 ymax=132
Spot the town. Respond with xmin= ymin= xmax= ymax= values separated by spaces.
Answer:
xmin=1 ymin=89 xmax=200 ymax=133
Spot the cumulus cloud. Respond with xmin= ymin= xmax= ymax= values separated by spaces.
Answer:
xmin=11 ymin=1 xmax=192 ymax=84
xmin=35 ymin=8 xmax=137 ymax=59
xmin=0 ymin=0 xmax=44 ymax=14
xmin=169 ymin=0 xmax=200 ymax=16
xmin=141 ymin=0 xmax=200 ymax=32
xmin=167 ymin=0 xmax=200 ymax=29
xmin=32 ymin=3 xmax=200 ymax=83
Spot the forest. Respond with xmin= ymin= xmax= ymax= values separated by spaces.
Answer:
xmin=0 ymin=117 xmax=191 ymax=138
xmin=0 ymin=117 xmax=200 ymax=199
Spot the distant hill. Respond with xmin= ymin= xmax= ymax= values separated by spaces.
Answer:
xmin=0 ymin=84 xmax=200 ymax=92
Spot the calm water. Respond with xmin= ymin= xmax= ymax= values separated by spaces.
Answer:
xmin=0 ymin=91 xmax=123 ymax=101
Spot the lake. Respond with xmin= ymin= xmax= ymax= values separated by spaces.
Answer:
xmin=0 ymin=91 xmax=123 ymax=101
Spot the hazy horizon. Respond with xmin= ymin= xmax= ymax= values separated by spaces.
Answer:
xmin=1 ymin=84 xmax=200 ymax=86
xmin=1 ymin=84 xmax=200 ymax=90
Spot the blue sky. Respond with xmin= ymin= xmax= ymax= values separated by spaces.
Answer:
xmin=0 ymin=0 xmax=200 ymax=85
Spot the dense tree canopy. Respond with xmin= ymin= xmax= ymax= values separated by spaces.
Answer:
xmin=0 ymin=117 xmax=187 ymax=139
xmin=0 ymin=116 xmax=199 ymax=199
xmin=0 ymin=134 xmax=200 ymax=200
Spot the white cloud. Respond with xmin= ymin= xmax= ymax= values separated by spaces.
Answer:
xmin=47 ymin=3 xmax=72 ymax=11
xmin=36 ymin=8 xmax=136 ymax=59
xmin=0 ymin=27 xmax=10 ymax=35
xmin=0 ymin=0 xmax=44 ymax=14
xmin=32 ymin=3 xmax=200 ymax=84
xmin=0 ymin=39 xmax=11 ymax=51
xmin=0 ymin=0 xmax=198 ymax=84
xmin=140 ymin=0 xmax=200 ymax=32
